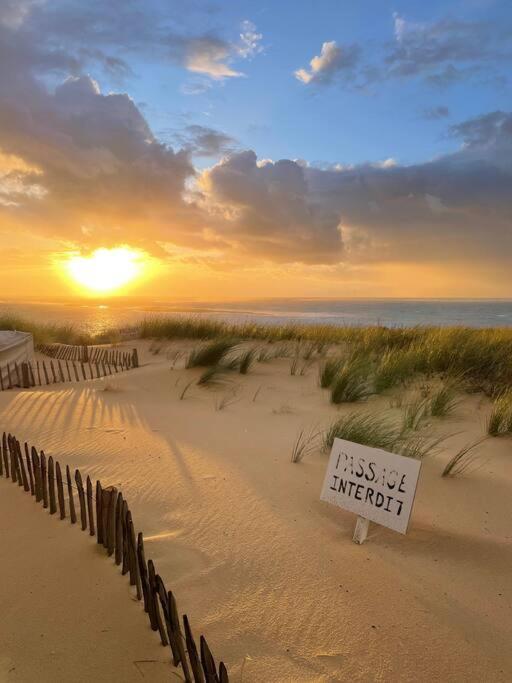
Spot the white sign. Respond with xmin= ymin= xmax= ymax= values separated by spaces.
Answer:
xmin=320 ymin=439 xmax=421 ymax=534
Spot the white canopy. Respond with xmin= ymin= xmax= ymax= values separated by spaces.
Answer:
xmin=0 ymin=331 xmax=34 ymax=386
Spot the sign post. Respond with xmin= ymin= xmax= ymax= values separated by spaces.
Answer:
xmin=320 ymin=438 xmax=422 ymax=542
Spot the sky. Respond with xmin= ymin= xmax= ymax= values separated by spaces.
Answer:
xmin=0 ymin=0 xmax=511 ymax=300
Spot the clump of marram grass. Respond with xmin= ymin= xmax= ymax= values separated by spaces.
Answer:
xmin=487 ymin=390 xmax=512 ymax=436
xmin=396 ymin=434 xmax=447 ymax=460
xmin=319 ymin=357 xmax=344 ymax=388
xmin=291 ymin=426 xmax=321 ymax=463
xmin=373 ymin=347 xmax=416 ymax=393
xmin=442 ymin=437 xmax=487 ymax=477
xmin=330 ymin=366 xmax=370 ymax=404
xmin=238 ymin=349 xmax=255 ymax=374
xmin=186 ymin=339 xmax=238 ymax=368
xmin=401 ymin=396 xmax=429 ymax=432
xmin=429 ymin=383 xmax=459 ymax=417
xmin=323 ymin=412 xmax=399 ymax=452
xmin=329 ymin=353 xmax=372 ymax=404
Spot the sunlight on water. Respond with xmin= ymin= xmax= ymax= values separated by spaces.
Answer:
xmin=1 ymin=298 xmax=512 ymax=336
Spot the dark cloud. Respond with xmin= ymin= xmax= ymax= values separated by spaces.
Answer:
xmin=386 ymin=14 xmax=512 ymax=86
xmin=183 ymin=125 xmax=236 ymax=157
xmin=198 ymin=110 xmax=512 ymax=266
xmin=448 ymin=111 xmax=512 ymax=148
xmin=199 ymin=151 xmax=343 ymax=263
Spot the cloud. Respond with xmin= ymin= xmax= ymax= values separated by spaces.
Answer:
xmin=237 ymin=20 xmax=263 ymax=59
xmin=196 ymin=109 xmax=512 ymax=267
xmin=295 ymin=41 xmax=361 ymax=85
xmin=5 ymin=0 xmax=262 ymax=83
xmin=198 ymin=151 xmax=344 ymax=263
xmin=422 ymin=105 xmax=450 ymax=120
xmin=175 ymin=125 xmax=236 ymax=157
xmin=448 ymin=110 xmax=512 ymax=148
xmin=184 ymin=36 xmax=243 ymax=79
xmin=0 ymin=1 xmax=510 ymax=279
xmin=386 ymin=13 xmax=512 ymax=85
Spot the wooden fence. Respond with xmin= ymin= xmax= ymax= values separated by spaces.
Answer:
xmin=37 ymin=343 xmax=135 ymax=367
xmin=0 ymin=430 xmax=229 ymax=682
xmin=0 ymin=346 xmax=139 ymax=392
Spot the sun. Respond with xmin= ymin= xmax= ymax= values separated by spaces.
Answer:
xmin=64 ymin=247 xmax=146 ymax=294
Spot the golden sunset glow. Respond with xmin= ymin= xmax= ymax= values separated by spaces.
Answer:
xmin=64 ymin=247 xmax=146 ymax=294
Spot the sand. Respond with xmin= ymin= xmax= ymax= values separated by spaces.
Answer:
xmin=1 ymin=339 xmax=511 ymax=682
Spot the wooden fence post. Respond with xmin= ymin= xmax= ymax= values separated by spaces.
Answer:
xmin=75 ymin=470 xmax=87 ymax=530
xmin=132 ymin=348 xmax=139 ymax=368
xmin=24 ymin=443 xmax=34 ymax=495
xmin=56 ymin=462 xmax=66 ymax=519
xmin=32 ymin=448 xmax=41 ymax=501
xmin=86 ymin=476 xmax=95 ymax=536
xmin=48 ymin=456 xmax=57 ymax=514
xmin=183 ymin=615 xmax=206 ymax=683
xmin=41 ymin=451 xmax=48 ymax=508
xmin=96 ymin=481 xmax=104 ymax=544
xmin=115 ymin=493 xmax=124 ymax=566
xmin=15 ymin=440 xmax=29 ymax=492
xmin=21 ymin=362 xmax=30 ymax=389
xmin=168 ymin=591 xmax=192 ymax=682
xmin=66 ymin=466 xmax=77 ymax=524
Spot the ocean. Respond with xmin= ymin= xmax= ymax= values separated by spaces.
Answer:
xmin=1 ymin=299 xmax=512 ymax=337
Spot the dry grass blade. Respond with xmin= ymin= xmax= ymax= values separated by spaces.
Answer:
xmin=215 ymin=387 xmax=241 ymax=411
xmin=442 ymin=437 xmax=488 ymax=477
xmin=291 ymin=426 xmax=321 ymax=463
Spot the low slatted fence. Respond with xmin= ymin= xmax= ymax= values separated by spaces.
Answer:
xmin=0 ymin=430 xmax=229 ymax=682
xmin=0 ymin=347 xmax=139 ymax=392
xmin=37 ymin=343 xmax=134 ymax=367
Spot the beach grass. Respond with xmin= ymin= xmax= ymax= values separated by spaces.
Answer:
xmin=186 ymin=339 xmax=238 ymax=368
xmin=323 ymin=412 xmax=399 ymax=452
xmin=4 ymin=312 xmax=512 ymax=395
xmin=330 ymin=362 xmax=370 ymax=404
xmin=487 ymin=391 xmax=512 ymax=436
xmin=442 ymin=438 xmax=487 ymax=477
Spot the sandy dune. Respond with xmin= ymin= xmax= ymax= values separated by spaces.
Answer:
xmin=1 ymin=340 xmax=511 ymax=681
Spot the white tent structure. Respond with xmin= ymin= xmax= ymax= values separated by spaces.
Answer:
xmin=0 ymin=331 xmax=34 ymax=387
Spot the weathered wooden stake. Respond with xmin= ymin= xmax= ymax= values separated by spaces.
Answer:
xmin=115 ymin=493 xmax=124 ymax=565
xmin=96 ymin=480 xmax=104 ymax=544
xmin=48 ymin=456 xmax=57 ymax=514
xmin=66 ymin=465 xmax=77 ymax=523
xmin=41 ymin=451 xmax=48 ymax=508
xmin=25 ymin=443 xmax=34 ymax=495
xmin=56 ymin=462 xmax=66 ymax=519
xmin=86 ymin=476 xmax=95 ymax=536
xmin=75 ymin=469 xmax=87 ymax=530
xmin=21 ymin=362 xmax=30 ymax=389
xmin=183 ymin=615 xmax=206 ymax=683
xmin=32 ymin=448 xmax=41 ymax=501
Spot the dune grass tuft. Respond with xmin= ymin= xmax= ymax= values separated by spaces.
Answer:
xmin=487 ymin=390 xmax=512 ymax=436
xmin=429 ymin=384 xmax=459 ymax=417
xmin=238 ymin=348 xmax=255 ymax=374
xmin=323 ymin=412 xmax=399 ymax=452
xmin=319 ymin=358 xmax=344 ymax=388
xmin=401 ymin=396 xmax=429 ymax=432
xmin=186 ymin=339 xmax=238 ymax=368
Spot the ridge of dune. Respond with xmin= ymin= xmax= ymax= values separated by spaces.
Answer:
xmin=1 ymin=339 xmax=511 ymax=681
